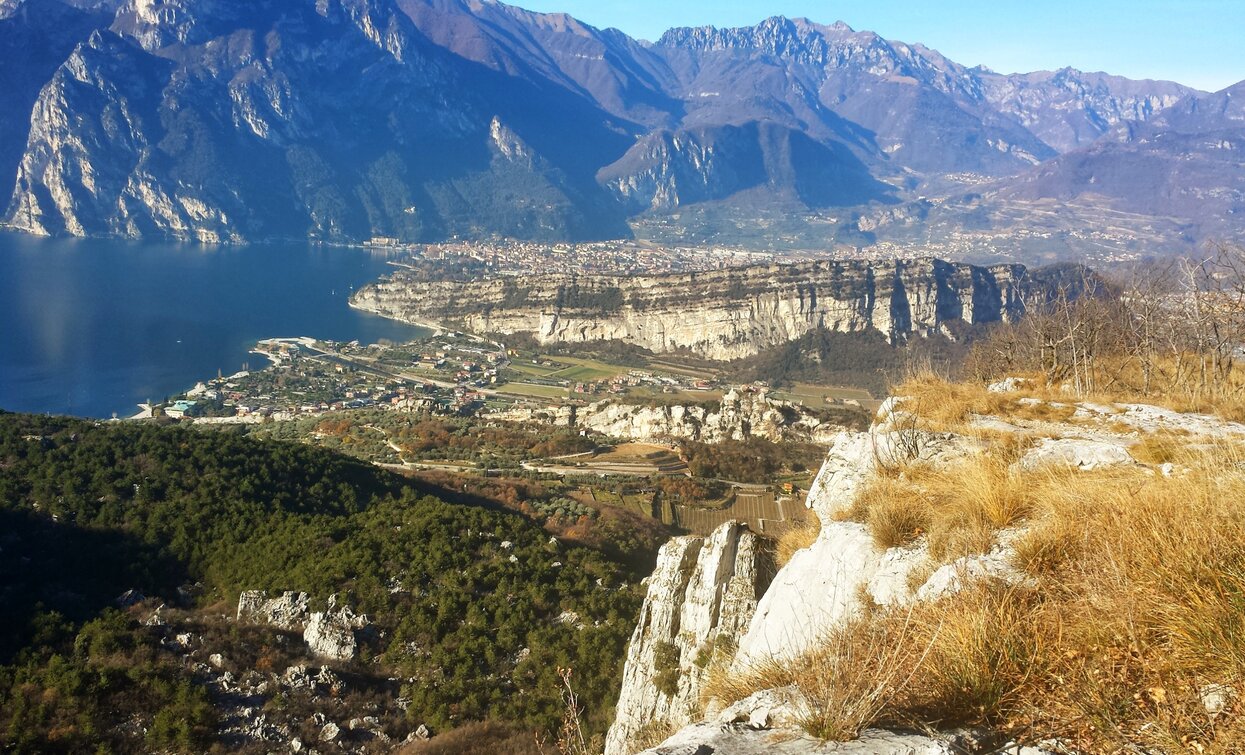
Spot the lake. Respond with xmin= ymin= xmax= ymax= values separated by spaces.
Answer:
xmin=0 ymin=232 xmax=429 ymax=418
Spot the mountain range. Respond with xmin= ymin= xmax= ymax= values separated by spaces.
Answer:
xmin=0 ymin=0 xmax=1240 ymax=262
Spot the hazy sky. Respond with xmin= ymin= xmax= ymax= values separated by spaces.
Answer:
xmin=517 ymin=0 xmax=1244 ymax=92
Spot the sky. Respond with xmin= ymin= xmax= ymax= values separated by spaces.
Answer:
xmin=517 ymin=0 xmax=1245 ymax=92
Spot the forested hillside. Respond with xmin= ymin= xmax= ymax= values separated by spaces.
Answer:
xmin=0 ymin=412 xmax=642 ymax=752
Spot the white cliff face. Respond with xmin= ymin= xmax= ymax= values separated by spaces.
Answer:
xmin=499 ymin=388 xmax=857 ymax=446
xmin=734 ymin=430 xmax=941 ymax=667
xmin=604 ymin=522 xmax=771 ymax=755
xmin=351 ymin=259 xmax=1033 ymax=361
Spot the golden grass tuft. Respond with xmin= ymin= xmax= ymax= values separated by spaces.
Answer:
xmin=775 ymin=514 xmax=821 ymax=568
xmin=900 ymin=583 xmax=1049 ymax=726
xmin=891 ymin=372 xmax=1031 ymax=429
xmin=849 ymin=476 xmax=930 ymax=548
xmin=851 ymin=452 xmax=1035 ymax=558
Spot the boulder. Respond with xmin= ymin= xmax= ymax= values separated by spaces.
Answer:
xmin=1202 ymin=683 xmax=1236 ymax=717
xmin=142 ymin=605 xmax=167 ymax=626
xmin=713 ymin=687 xmax=808 ymax=731
xmin=304 ymin=612 xmax=357 ymax=661
xmin=915 ymin=544 xmax=1034 ymax=602
xmin=987 ymin=377 xmax=1031 ymax=393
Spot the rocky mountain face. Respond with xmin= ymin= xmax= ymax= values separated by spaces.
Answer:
xmin=976 ymin=67 xmax=1193 ymax=153
xmin=0 ymin=0 xmax=113 ymax=197
xmin=3 ymin=0 xmax=631 ymax=242
xmin=0 ymin=0 xmax=1235 ymax=255
xmin=350 ymin=258 xmax=1030 ymax=359
xmin=984 ymin=81 xmax=1245 ymax=242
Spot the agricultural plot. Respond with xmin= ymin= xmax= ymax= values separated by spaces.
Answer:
xmin=495 ymin=382 xmax=569 ymax=399
xmin=771 ymin=381 xmax=875 ymax=405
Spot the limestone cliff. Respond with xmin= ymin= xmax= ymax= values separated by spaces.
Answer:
xmin=350 ymin=258 xmax=1030 ymax=360
xmin=497 ymin=387 xmax=860 ymax=445
xmin=604 ymin=521 xmax=771 ymax=755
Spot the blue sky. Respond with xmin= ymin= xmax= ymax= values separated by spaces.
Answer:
xmin=517 ymin=0 xmax=1244 ymax=92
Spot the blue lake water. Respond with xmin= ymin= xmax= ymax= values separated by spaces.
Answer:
xmin=0 ymin=233 xmax=428 ymax=418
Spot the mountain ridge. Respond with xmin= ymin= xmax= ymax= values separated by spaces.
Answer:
xmin=0 ymin=0 xmax=1238 ymax=258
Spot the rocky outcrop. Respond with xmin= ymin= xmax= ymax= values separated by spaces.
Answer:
xmin=734 ymin=429 xmax=952 ymax=666
xmin=305 ymin=596 xmax=369 ymax=660
xmin=619 ymin=408 xmax=1029 ymax=752
xmin=352 ymin=259 xmax=1032 ymax=360
xmin=1016 ymin=437 xmax=1136 ymax=471
xmin=604 ymin=521 xmax=772 ymax=755
xmin=635 ymin=687 xmax=1061 ymax=755
xmin=499 ymin=388 xmax=859 ymax=445
xmin=236 ymin=591 xmax=368 ymax=660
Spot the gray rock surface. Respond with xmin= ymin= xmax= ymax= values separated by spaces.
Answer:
xmin=304 ymin=610 xmax=359 ymax=661
xmin=1017 ymin=437 xmax=1135 ymax=471
xmin=640 ymin=721 xmax=957 ymax=755
xmin=236 ymin=590 xmax=311 ymax=630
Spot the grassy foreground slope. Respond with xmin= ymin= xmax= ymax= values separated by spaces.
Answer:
xmin=0 ymin=412 xmax=641 ymax=752
xmin=717 ymin=374 xmax=1245 ymax=754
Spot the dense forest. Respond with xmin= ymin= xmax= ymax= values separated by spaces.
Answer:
xmin=0 ymin=413 xmax=644 ymax=752
xmin=727 ymin=327 xmax=973 ymax=394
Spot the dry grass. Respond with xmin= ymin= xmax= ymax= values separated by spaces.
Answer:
xmin=1124 ymin=428 xmax=1235 ymax=469
xmin=891 ymin=374 xmax=1033 ymax=429
xmin=851 ymin=452 xmax=1036 ymax=559
xmin=898 ymin=363 xmax=1245 ymax=431
xmin=401 ymin=721 xmax=541 ymax=755
xmin=857 ymin=481 xmax=930 ymax=548
xmin=1003 ymin=451 xmax=1245 ymax=751
xmin=1090 ymin=353 xmax=1245 ymax=423
xmin=630 ymin=720 xmax=677 ymax=751
xmin=703 ymin=617 xmax=920 ymax=741
xmin=900 ymin=584 xmax=1049 ymax=726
